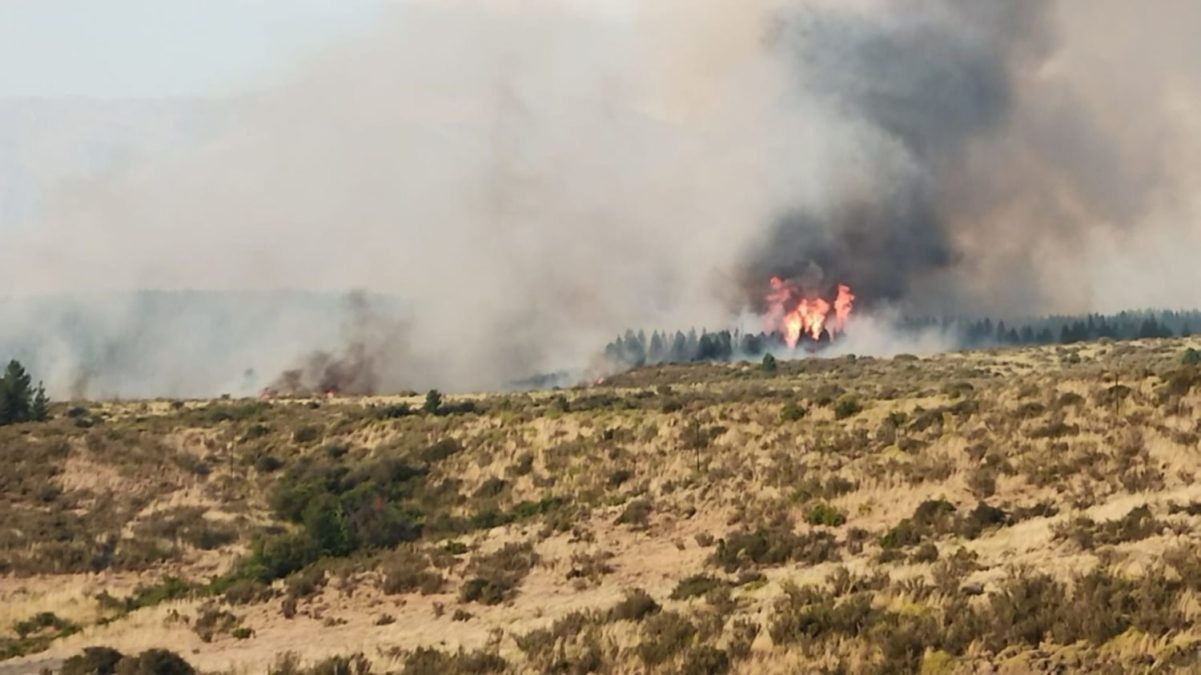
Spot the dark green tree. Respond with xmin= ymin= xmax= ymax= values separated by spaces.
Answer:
xmin=31 ymin=382 xmax=50 ymax=422
xmin=423 ymin=389 xmax=443 ymax=415
xmin=0 ymin=359 xmax=34 ymax=425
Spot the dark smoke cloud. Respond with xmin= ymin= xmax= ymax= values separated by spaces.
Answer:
xmin=741 ymin=0 xmax=1171 ymax=315
xmin=271 ymin=292 xmax=415 ymax=397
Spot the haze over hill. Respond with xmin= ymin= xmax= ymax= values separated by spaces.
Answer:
xmin=3 ymin=0 xmax=1201 ymax=396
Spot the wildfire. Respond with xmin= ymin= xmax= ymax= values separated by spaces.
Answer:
xmin=766 ymin=277 xmax=855 ymax=348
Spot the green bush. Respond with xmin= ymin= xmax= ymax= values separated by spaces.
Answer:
xmin=247 ymin=532 xmax=320 ymax=582
xmin=804 ymin=503 xmax=846 ymax=527
xmin=780 ymin=401 xmax=807 ymax=422
xmin=423 ymin=390 xmax=443 ymax=414
xmin=833 ymin=395 xmax=863 ymax=420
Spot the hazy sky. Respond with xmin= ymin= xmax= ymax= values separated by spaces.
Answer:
xmin=0 ymin=1 xmax=386 ymax=98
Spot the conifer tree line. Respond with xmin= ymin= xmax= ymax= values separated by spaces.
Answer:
xmin=604 ymin=310 xmax=1201 ymax=368
xmin=0 ymin=359 xmax=50 ymax=426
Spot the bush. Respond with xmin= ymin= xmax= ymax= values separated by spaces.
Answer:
xmin=382 ymin=549 xmax=445 ymax=595
xmin=638 ymin=611 xmax=696 ymax=666
xmin=833 ymin=395 xmax=863 ymax=420
xmin=291 ymin=426 xmax=322 ymax=444
xmin=1183 ymin=348 xmax=1201 ymax=366
xmin=713 ymin=527 xmax=839 ymax=572
xmin=13 ymin=611 xmax=77 ymax=638
xmin=781 ymin=401 xmax=807 ymax=422
xmin=460 ymin=543 xmax=538 ymax=605
xmin=880 ymin=499 xmax=958 ymax=550
xmin=114 ymin=649 xmax=196 ymax=675
xmin=609 ymin=588 xmax=661 ymax=622
xmin=681 ymin=646 xmax=731 ymax=675
xmin=804 ymin=503 xmax=846 ymax=527
xmin=670 ymin=575 xmax=724 ymax=600
xmin=62 ymin=646 xmax=124 ymax=675
xmin=419 ymin=439 xmax=461 ymax=463
xmin=1054 ymin=505 xmax=1165 ymax=550
xmin=616 ymin=499 xmax=653 ymax=528
xmin=255 ymin=454 xmax=284 ymax=473
xmin=423 ymin=390 xmax=443 ymax=414
xmin=247 ymin=532 xmax=320 ymax=582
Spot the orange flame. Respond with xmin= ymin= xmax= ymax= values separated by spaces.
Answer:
xmin=765 ymin=277 xmax=855 ymax=348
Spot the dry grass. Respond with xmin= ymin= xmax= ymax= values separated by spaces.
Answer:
xmin=3 ymin=338 xmax=1201 ymax=673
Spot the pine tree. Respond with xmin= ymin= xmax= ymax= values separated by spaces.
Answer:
xmin=31 ymin=382 xmax=49 ymax=422
xmin=0 ymin=359 xmax=34 ymax=425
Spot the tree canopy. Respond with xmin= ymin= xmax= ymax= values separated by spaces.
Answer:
xmin=0 ymin=359 xmax=49 ymax=425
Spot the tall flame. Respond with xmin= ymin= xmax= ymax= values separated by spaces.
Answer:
xmin=765 ymin=277 xmax=855 ymax=348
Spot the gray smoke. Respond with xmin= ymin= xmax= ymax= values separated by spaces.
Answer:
xmin=740 ymin=0 xmax=1158 ymax=312
xmin=2 ymin=0 xmax=1200 ymax=397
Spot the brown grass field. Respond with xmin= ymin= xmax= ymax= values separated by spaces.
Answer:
xmin=4 ymin=337 xmax=1201 ymax=674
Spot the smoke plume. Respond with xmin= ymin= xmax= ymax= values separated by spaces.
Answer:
xmin=2 ymin=0 xmax=1201 ymax=396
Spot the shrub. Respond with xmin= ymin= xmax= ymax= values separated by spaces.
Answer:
xmin=1054 ymin=505 xmax=1165 ymax=550
xmin=291 ymin=426 xmax=322 ymax=444
xmin=833 ymin=395 xmax=863 ymax=420
xmin=460 ymin=542 xmax=538 ymax=605
xmin=761 ymin=353 xmax=777 ymax=373
xmin=769 ymin=586 xmax=877 ymax=645
xmin=958 ymin=502 xmax=1007 ymax=539
xmin=608 ymin=468 xmax=633 ymax=488
xmin=804 ymin=503 xmax=846 ymax=527
xmin=781 ymin=401 xmax=807 ymax=422
xmin=223 ymin=579 xmax=268 ymax=605
xmin=277 ymin=569 xmax=321 ymax=602
xmin=419 ymin=439 xmax=461 ymax=463
xmin=616 ymin=499 xmax=653 ymax=529
xmin=114 ymin=649 xmax=196 ymax=675
xmin=62 ymin=646 xmax=124 ymax=675
xmin=910 ymin=542 xmax=940 ymax=563
xmin=713 ymin=527 xmax=839 ymax=571
xmin=1183 ymin=348 xmax=1201 ymax=366
xmin=13 ymin=611 xmax=77 ymax=638
xmin=638 ymin=611 xmax=697 ymax=666
xmin=880 ymin=499 xmax=958 ymax=549
xmin=681 ymin=646 xmax=731 ymax=675
xmin=247 ymin=532 xmax=320 ymax=582
xmin=255 ymin=454 xmax=284 ymax=473
xmin=609 ymin=588 xmax=661 ymax=622
xmin=670 ymin=575 xmax=725 ymax=601
xmin=383 ymin=550 xmax=445 ymax=595
xmin=423 ymin=390 xmax=443 ymax=414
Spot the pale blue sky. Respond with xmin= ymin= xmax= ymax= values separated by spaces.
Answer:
xmin=0 ymin=1 xmax=387 ymax=98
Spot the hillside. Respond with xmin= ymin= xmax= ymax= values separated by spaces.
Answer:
xmin=3 ymin=338 xmax=1201 ymax=674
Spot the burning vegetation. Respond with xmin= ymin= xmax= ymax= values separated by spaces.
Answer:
xmin=765 ymin=277 xmax=855 ymax=347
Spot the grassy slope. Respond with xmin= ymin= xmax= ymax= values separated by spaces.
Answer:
xmin=2 ymin=338 xmax=1201 ymax=674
